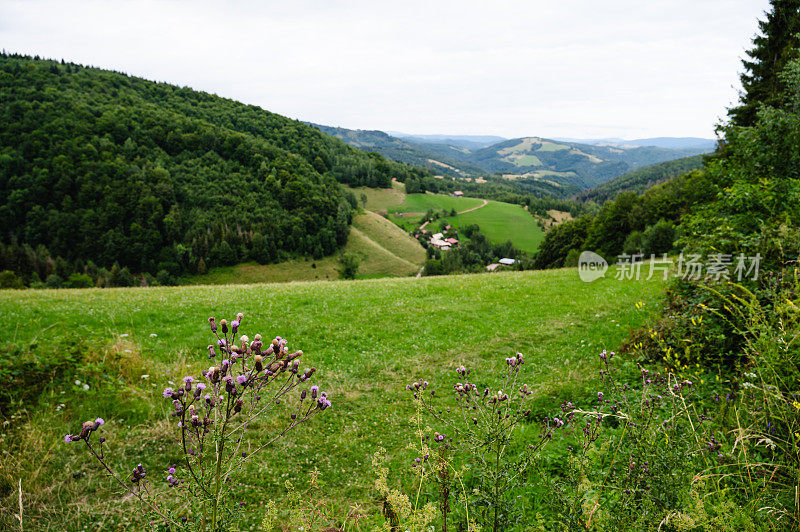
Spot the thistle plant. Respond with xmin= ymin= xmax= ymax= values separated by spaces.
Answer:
xmin=402 ymin=353 xmax=566 ymax=532
xmin=552 ymin=349 xmax=710 ymax=530
xmin=64 ymin=313 xmax=331 ymax=530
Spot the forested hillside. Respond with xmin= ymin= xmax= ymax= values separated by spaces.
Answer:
xmin=0 ymin=54 xmax=428 ymax=287
xmin=575 ymin=154 xmax=705 ymax=203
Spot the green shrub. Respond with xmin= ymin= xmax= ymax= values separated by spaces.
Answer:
xmin=0 ymin=270 xmax=24 ymax=289
xmin=45 ymin=273 xmax=64 ymax=288
xmin=65 ymin=273 xmax=94 ymax=289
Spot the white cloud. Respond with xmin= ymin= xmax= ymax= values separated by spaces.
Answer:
xmin=0 ymin=0 xmax=770 ymax=138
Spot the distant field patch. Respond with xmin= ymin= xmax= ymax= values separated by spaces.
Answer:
xmin=536 ymin=141 xmax=570 ymax=152
xmin=346 ymin=180 xmax=406 ymax=212
xmin=511 ymin=154 xmax=543 ymax=167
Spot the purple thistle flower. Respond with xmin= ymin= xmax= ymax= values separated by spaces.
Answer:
xmin=310 ymin=385 xmax=319 ymax=399
xmin=209 ymin=317 xmax=217 ymax=333
xmin=598 ymin=392 xmax=604 ymax=401
xmin=162 ymin=387 xmax=174 ymax=399
xmin=64 ymin=434 xmax=73 ymax=443
xmin=236 ymin=375 xmax=247 ymax=386
xmin=207 ymin=345 xmax=216 ymax=358
xmin=183 ymin=376 xmax=194 ymax=391
xmin=168 ymin=467 xmax=176 ymax=475
xmin=231 ymin=320 xmax=239 ymax=334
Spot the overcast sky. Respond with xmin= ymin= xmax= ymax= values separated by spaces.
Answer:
xmin=1 ymin=0 xmax=771 ymax=139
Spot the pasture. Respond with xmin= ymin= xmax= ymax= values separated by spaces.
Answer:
xmin=0 ymin=267 xmax=664 ymax=529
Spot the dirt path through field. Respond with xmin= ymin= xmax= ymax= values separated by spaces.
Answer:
xmin=457 ymin=199 xmax=488 ymax=214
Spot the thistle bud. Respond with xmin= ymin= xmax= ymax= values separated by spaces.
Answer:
xmin=208 ymin=317 xmax=217 ymax=333
xmin=231 ymin=320 xmax=240 ymax=334
xmin=220 ymin=319 xmax=228 ymax=334
xmin=254 ymin=334 xmax=262 ymax=342
xmin=254 ymin=354 xmax=263 ymax=372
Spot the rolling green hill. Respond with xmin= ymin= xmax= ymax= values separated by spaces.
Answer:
xmin=0 ymin=267 xmax=665 ymax=529
xmin=0 ymin=54 xmax=430 ymax=286
xmin=470 ymin=137 xmax=709 ymax=189
xmin=576 ymin=155 xmax=705 ymax=203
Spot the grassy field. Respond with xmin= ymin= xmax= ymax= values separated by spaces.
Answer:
xmin=0 ymin=267 xmax=665 ymax=529
xmin=437 ymin=200 xmax=544 ymax=254
xmin=346 ymin=180 xmax=406 ymax=213
xmin=388 ymin=193 xmax=483 ymax=215
xmin=389 ymin=193 xmax=544 ymax=254
xmin=185 ymin=210 xmax=424 ymax=284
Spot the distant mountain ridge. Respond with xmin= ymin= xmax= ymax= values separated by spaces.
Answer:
xmin=552 ymin=137 xmax=717 ymax=151
xmin=315 ymin=124 xmax=715 ymax=194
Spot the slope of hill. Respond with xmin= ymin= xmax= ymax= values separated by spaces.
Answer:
xmin=0 ymin=54 xmax=429 ymax=284
xmin=185 ymin=210 xmax=425 ymax=284
xmin=576 ymin=155 xmax=705 ymax=203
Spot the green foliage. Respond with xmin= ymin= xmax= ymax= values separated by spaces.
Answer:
xmin=728 ymin=0 xmax=800 ymax=127
xmin=337 ymin=252 xmax=360 ymax=279
xmin=534 ymin=170 xmax=713 ymax=268
xmin=0 ymin=270 xmax=23 ymax=289
xmin=65 ymin=273 xmax=94 ymax=289
xmin=643 ymin=220 xmax=676 ymax=255
xmin=577 ymin=154 xmax=706 ymax=203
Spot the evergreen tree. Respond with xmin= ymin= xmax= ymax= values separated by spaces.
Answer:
xmin=729 ymin=0 xmax=800 ymax=126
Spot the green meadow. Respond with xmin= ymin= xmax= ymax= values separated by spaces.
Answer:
xmin=0 ymin=267 xmax=664 ymax=529
xmin=389 ymin=193 xmax=545 ymax=254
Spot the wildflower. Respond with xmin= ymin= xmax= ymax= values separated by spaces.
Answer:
xmin=310 ymin=385 xmax=319 ymax=399
xmin=598 ymin=392 xmax=604 ymax=401
xmin=82 ymin=383 xmax=90 ymax=391
xmin=209 ymin=317 xmax=217 ymax=333
xmin=150 ymin=333 xmax=158 ymax=338
xmin=231 ymin=320 xmax=240 ymax=334
xmin=220 ymin=319 xmax=228 ymax=334
xmin=183 ymin=376 xmax=195 ymax=391
xmin=236 ymin=375 xmax=247 ymax=386
xmin=131 ymin=463 xmax=146 ymax=483
xmin=162 ymin=387 xmax=174 ymax=399
xmin=207 ymin=345 xmax=216 ymax=358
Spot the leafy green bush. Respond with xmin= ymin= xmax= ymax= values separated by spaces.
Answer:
xmin=65 ymin=273 xmax=94 ymax=289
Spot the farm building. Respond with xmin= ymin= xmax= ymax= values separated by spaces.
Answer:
xmin=499 ymin=258 xmax=516 ymax=266
xmin=452 ymin=191 xmax=463 ymax=197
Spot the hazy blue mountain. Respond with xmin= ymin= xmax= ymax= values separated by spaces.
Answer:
xmin=388 ymin=132 xmax=507 ymax=149
xmin=553 ymin=136 xmax=717 ymax=151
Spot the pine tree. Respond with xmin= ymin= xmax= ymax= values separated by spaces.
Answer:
xmin=730 ymin=0 xmax=800 ymax=126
